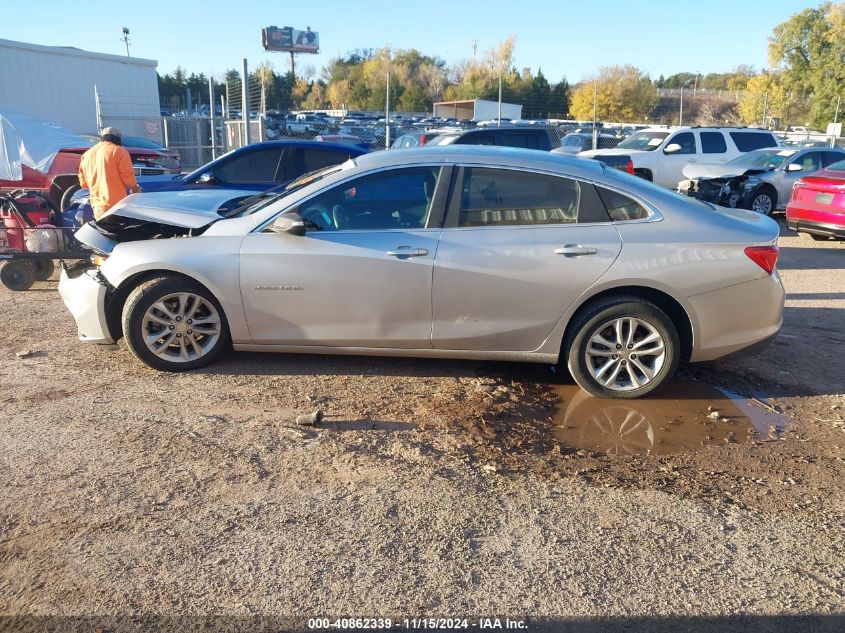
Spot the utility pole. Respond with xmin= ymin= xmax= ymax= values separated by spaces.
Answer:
xmin=497 ymin=71 xmax=502 ymax=127
xmin=121 ymin=27 xmax=130 ymax=56
xmin=208 ymin=77 xmax=217 ymax=159
xmin=833 ymin=95 xmax=841 ymax=148
xmin=242 ymin=58 xmax=250 ymax=145
xmin=679 ymin=85 xmax=684 ymax=126
xmin=472 ymin=39 xmax=478 ymax=62
xmin=385 ymin=67 xmax=391 ymax=148
xmin=762 ymin=91 xmax=769 ymax=129
xmin=592 ymin=82 xmax=598 ymax=150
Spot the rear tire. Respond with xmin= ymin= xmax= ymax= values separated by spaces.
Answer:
xmin=32 ymin=259 xmax=55 ymax=281
xmin=1 ymin=261 xmax=36 ymax=291
xmin=564 ymin=297 xmax=680 ymax=399
xmin=122 ymin=275 xmax=230 ymax=372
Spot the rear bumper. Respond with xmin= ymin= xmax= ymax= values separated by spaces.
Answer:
xmin=687 ymin=274 xmax=784 ymax=362
xmin=58 ymin=267 xmax=114 ymax=344
xmin=787 ymin=218 xmax=845 ymax=239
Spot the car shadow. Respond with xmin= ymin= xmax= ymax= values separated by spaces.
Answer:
xmin=777 ymin=246 xmax=845 ymax=269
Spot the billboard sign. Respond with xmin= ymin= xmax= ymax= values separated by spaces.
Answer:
xmin=262 ymin=26 xmax=319 ymax=54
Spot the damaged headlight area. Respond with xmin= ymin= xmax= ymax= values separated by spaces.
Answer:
xmin=680 ymin=177 xmax=746 ymax=208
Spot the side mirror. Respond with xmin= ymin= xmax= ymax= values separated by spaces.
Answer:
xmin=270 ymin=212 xmax=306 ymax=236
xmin=197 ymin=172 xmax=216 ymax=184
xmin=786 ymin=163 xmax=803 ymax=172
xmin=664 ymin=143 xmax=682 ymax=154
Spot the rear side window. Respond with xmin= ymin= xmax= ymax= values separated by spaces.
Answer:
xmin=214 ymin=147 xmax=285 ymax=183
xmin=501 ymin=132 xmax=541 ymax=149
xmin=284 ymin=149 xmax=350 ymax=181
xmin=822 ymin=151 xmax=845 ymax=167
xmin=455 ymin=132 xmax=496 ymax=146
xmin=700 ymin=132 xmax=727 ymax=154
xmin=596 ymin=186 xmax=651 ymax=222
xmin=457 ymin=168 xmax=609 ymax=227
xmin=729 ymin=132 xmax=778 ymax=152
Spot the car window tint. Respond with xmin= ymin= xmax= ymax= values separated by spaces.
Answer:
xmin=502 ymin=133 xmax=540 ymax=149
xmin=285 ymin=149 xmax=350 ymax=182
xmin=729 ymin=132 xmax=778 ymax=152
xmin=822 ymin=151 xmax=845 ymax=167
xmin=299 ymin=167 xmax=440 ymax=232
xmin=456 ymin=132 xmax=496 ymax=146
xmin=667 ymin=132 xmax=697 ymax=155
xmin=214 ymin=148 xmax=284 ymax=183
xmin=457 ymin=168 xmax=608 ymax=227
xmin=595 ymin=186 xmax=651 ymax=222
xmin=700 ymin=132 xmax=727 ymax=154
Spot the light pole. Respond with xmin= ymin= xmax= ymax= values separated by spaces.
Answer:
xmin=121 ymin=27 xmax=130 ymax=57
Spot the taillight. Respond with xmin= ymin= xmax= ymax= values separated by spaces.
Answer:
xmin=744 ymin=245 xmax=779 ymax=275
xmin=420 ymin=134 xmax=428 ymax=145
xmin=626 ymin=159 xmax=634 ymax=175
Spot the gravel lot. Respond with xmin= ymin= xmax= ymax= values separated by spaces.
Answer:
xmin=1 ymin=222 xmax=844 ymax=632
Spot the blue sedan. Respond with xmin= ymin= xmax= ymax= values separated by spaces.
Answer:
xmin=139 ymin=140 xmax=367 ymax=193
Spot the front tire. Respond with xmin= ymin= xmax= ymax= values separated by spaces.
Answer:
xmin=748 ymin=188 xmax=776 ymax=216
xmin=565 ymin=297 xmax=680 ymax=399
xmin=122 ymin=275 xmax=230 ymax=371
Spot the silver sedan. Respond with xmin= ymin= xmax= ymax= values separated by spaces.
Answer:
xmin=59 ymin=146 xmax=784 ymax=398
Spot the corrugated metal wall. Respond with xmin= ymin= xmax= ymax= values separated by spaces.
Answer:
xmin=0 ymin=38 xmax=161 ymax=141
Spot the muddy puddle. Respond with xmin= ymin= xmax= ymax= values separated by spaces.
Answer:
xmin=551 ymin=381 xmax=788 ymax=456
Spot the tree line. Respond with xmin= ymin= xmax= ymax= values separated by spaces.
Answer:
xmin=158 ymin=2 xmax=845 ymax=129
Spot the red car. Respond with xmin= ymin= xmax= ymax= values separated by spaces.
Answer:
xmin=0 ymin=145 xmax=170 ymax=211
xmin=787 ymin=159 xmax=845 ymax=241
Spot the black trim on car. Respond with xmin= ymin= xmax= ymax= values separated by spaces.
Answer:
xmin=788 ymin=219 xmax=845 ymax=239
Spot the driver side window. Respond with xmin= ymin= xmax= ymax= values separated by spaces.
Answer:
xmin=299 ymin=167 xmax=441 ymax=231
xmin=665 ymin=132 xmax=697 ymax=155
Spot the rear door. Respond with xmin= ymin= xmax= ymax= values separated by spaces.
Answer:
xmin=431 ymin=166 xmax=622 ymax=352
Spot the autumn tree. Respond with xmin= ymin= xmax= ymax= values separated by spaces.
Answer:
xmin=569 ymin=65 xmax=658 ymax=121
xmin=769 ymin=2 xmax=845 ymax=127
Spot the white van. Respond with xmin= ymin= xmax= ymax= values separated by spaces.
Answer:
xmin=581 ymin=127 xmax=780 ymax=188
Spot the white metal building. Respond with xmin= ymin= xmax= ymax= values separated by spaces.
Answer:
xmin=433 ymin=99 xmax=523 ymax=122
xmin=0 ymin=38 xmax=162 ymax=141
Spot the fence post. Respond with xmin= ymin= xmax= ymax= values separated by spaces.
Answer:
xmin=208 ymin=77 xmax=217 ymax=160
xmin=94 ymin=85 xmax=102 ymax=132
xmin=242 ymin=58 xmax=251 ymax=145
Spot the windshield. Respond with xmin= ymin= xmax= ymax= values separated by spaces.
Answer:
xmin=727 ymin=149 xmax=793 ymax=170
xmin=222 ymin=163 xmax=346 ymax=218
xmin=617 ymin=131 xmax=670 ymax=151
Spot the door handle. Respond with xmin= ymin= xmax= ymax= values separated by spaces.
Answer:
xmin=387 ymin=246 xmax=429 ymax=258
xmin=554 ymin=245 xmax=597 ymax=257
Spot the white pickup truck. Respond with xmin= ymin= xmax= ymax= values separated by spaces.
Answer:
xmin=581 ymin=126 xmax=780 ymax=189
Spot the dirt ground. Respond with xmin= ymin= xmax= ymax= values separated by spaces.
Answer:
xmin=1 ymin=221 xmax=844 ymax=632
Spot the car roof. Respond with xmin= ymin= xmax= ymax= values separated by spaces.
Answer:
xmin=230 ymin=140 xmax=366 ymax=154
xmin=353 ymin=145 xmax=603 ymax=177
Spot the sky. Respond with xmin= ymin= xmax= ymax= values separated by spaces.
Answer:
xmin=0 ymin=0 xmax=817 ymax=82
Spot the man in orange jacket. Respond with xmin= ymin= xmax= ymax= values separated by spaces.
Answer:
xmin=78 ymin=127 xmax=142 ymax=219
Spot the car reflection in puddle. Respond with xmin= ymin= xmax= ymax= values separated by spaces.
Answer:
xmin=552 ymin=382 xmax=787 ymax=456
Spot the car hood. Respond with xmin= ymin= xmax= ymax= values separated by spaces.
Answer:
xmin=73 ymin=188 xmax=255 ymax=254
xmin=103 ymin=189 xmax=256 ymax=228
xmin=682 ymin=163 xmax=768 ymax=179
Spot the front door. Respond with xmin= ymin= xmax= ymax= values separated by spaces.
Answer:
xmin=240 ymin=166 xmax=447 ymax=347
xmin=656 ymin=130 xmax=699 ymax=188
xmin=432 ymin=167 xmax=622 ymax=351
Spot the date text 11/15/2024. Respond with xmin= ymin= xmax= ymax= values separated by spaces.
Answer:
xmin=307 ymin=617 xmax=528 ymax=630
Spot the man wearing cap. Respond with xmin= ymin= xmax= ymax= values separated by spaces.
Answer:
xmin=78 ymin=127 xmax=142 ymax=219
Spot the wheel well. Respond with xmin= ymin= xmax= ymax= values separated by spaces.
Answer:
xmin=633 ymin=168 xmax=653 ymax=181
xmin=48 ymin=175 xmax=78 ymax=209
xmin=104 ymin=270 xmax=223 ymax=341
xmin=562 ymin=287 xmax=693 ymax=361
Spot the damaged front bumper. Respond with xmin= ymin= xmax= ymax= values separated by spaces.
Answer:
xmin=58 ymin=263 xmax=114 ymax=344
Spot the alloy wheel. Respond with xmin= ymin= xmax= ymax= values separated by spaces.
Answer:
xmin=751 ymin=193 xmax=773 ymax=215
xmin=141 ymin=292 xmax=222 ymax=363
xmin=584 ymin=317 xmax=667 ymax=392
